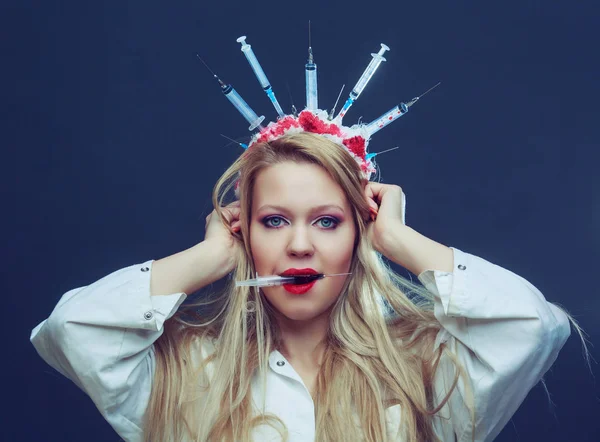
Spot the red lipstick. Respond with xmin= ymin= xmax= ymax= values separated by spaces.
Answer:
xmin=279 ymin=268 xmax=319 ymax=276
xmin=279 ymin=268 xmax=319 ymax=295
xmin=282 ymin=280 xmax=317 ymax=295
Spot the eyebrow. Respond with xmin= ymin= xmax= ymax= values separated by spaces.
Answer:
xmin=256 ymin=204 xmax=345 ymax=215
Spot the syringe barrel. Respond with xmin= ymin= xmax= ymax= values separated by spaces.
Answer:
xmin=225 ymin=87 xmax=265 ymax=130
xmin=305 ymin=63 xmax=318 ymax=110
xmin=352 ymin=54 xmax=386 ymax=98
xmin=365 ymin=103 xmax=409 ymax=136
xmin=241 ymin=46 xmax=271 ymax=89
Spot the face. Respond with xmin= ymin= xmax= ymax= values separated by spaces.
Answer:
xmin=249 ymin=161 xmax=356 ymax=322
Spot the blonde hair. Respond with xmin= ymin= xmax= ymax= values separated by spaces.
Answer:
xmin=143 ymin=132 xmax=586 ymax=441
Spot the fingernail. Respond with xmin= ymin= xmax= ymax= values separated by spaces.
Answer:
xmin=369 ymin=207 xmax=378 ymax=222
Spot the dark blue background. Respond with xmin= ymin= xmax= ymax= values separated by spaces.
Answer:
xmin=4 ymin=0 xmax=599 ymax=440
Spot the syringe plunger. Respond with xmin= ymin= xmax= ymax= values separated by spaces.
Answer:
xmin=353 ymin=44 xmax=389 ymax=97
xmin=335 ymin=43 xmax=390 ymax=121
xmin=237 ymin=36 xmax=285 ymax=118
xmin=237 ymin=36 xmax=270 ymax=88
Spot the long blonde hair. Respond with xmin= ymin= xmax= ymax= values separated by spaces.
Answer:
xmin=143 ymin=132 xmax=584 ymax=441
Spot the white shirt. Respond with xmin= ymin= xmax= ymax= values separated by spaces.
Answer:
xmin=30 ymin=247 xmax=571 ymax=441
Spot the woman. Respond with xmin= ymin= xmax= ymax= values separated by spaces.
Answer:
xmin=31 ymin=132 xmax=575 ymax=441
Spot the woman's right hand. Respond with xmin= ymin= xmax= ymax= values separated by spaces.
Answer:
xmin=203 ymin=201 xmax=243 ymax=275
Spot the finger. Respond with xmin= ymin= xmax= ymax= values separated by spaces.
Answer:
xmin=366 ymin=182 xmax=403 ymax=205
xmin=222 ymin=206 xmax=240 ymax=219
xmin=221 ymin=209 xmax=242 ymax=227
xmin=364 ymin=183 xmax=381 ymax=211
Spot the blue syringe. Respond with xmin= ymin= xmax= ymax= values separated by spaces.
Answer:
xmin=335 ymin=43 xmax=390 ymax=122
xmin=197 ymin=55 xmax=265 ymax=131
xmin=237 ymin=36 xmax=285 ymax=119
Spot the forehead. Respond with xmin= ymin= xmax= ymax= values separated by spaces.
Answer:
xmin=252 ymin=162 xmax=348 ymax=210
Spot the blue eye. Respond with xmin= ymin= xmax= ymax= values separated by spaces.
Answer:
xmin=317 ymin=217 xmax=339 ymax=229
xmin=263 ymin=216 xmax=285 ymax=228
xmin=262 ymin=216 xmax=339 ymax=230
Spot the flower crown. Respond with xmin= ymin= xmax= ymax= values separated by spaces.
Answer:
xmin=247 ymin=109 xmax=377 ymax=178
xmin=199 ymin=33 xmax=438 ymax=187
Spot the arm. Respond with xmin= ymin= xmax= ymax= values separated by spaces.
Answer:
xmin=379 ymin=223 xmax=454 ymax=276
xmin=30 ymin=239 xmax=230 ymax=442
xmin=369 ymin=192 xmax=570 ymax=440
xmin=416 ymin=247 xmax=571 ymax=442
xmin=151 ymin=238 xmax=236 ymax=296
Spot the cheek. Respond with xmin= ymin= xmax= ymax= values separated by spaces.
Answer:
xmin=249 ymin=226 xmax=274 ymax=271
xmin=323 ymin=230 xmax=355 ymax=265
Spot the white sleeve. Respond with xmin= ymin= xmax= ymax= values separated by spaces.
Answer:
xmin=30 ymin=260 xmax=187 ymax=442
xmin=418 ymin=247 xmax=571 ymax=442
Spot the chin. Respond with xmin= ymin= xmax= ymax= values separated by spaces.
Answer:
xmin=279 ymin=310 xmax=322 ymax=322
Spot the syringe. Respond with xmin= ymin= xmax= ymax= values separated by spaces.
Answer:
xmin=364 ymin=103 xmax=409 ymax=137
xmin=335 ymin=43 xmax=390 ymax=122
xmin=235 ymin=272 xmax=351 ymax=288
xmin=237 ymin=36 xmax=285 ymax=118
xmin=220 ymin=133 xmax=249 ymax=150
xmin=364 ymin=82 xmax=442 ymax=137
xmin=197 ymin=55 xmax=265 ymax=131
xmin=305 ymin=21 xmax=318 ymax=111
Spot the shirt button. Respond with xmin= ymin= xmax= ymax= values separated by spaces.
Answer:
xmin=144 ymin=311 xmax=153 ymax=320
xmin=141 ymin=267 xmax=150 ymax=272
xmin=276 ymin=360 xmax=285 ymax=366
xmin=458 ymin=264 xmax=466 ymax=270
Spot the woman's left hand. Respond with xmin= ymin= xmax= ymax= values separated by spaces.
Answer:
xmin=364 ymin=182 xmax=407 ymax=255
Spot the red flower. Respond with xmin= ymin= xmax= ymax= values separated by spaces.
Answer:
xmin=298 ymin=111 xmax=343 ymax=137
xmin=251 ymin=116 xmax=300 ymax=147
xmin=342 ymin=136 xmax=366 ymax=158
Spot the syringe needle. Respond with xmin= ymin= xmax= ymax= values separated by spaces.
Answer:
xmin=373 ymin=146 xmax=400 ymax=156
xmin=196 ymin=54 xmax=216 ymax=76
xmin=285 ymin=81 xmax=298 ymax=116
xmin=407 ymin=82 xmax=442 ymax=107
xmin=417 ymin=81 xmax=441 ymax=99
xmin=328 ymin=84 xmax=345 ymax=120
xmin=220 ymin=134 xmax=249 ymax=149
xmin=196 ymin=54 xmax=226 ymax=87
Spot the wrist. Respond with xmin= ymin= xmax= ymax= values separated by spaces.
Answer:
xmin=198 ymin=238 xmax=237 ymax=276
xmin=380 ymin=223 xmax=454 ymax=276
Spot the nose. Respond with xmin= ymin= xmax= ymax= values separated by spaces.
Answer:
xmin=286 ymin=225 xmax=315 ymax=257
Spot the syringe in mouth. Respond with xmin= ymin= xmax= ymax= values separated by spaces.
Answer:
xmin=235 ymin=273 xmax=351 ymax=288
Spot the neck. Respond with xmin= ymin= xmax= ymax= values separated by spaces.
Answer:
xmin=275 ymin=309 xmax=331 ymax=368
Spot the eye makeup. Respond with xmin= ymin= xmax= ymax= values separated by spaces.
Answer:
xmin=261 ymin=215 xmax=340 ymax=230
